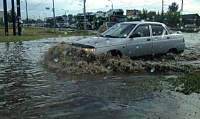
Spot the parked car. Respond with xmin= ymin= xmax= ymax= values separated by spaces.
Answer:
xmin=87 ymin=12 xmax=95 ymax=16
xmin=106 ymin=9 xmax=124 ymax=17
xmin=95 ymin=11 xmax=106 ymax=18
xmin=72 ymin=21 xmax=185 ymax=57
xmin=70 ymin=24 xmax=77 ymax=29
xmin=62 ymin=24 xmax=70 ymax=28
xmin=185 ymin=24 xmax=197 ymax=28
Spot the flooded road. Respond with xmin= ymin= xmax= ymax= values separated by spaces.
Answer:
xmin=0 ymin=33 xmax=200 ymax=119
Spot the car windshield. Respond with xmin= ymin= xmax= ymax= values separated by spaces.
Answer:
xmin=101 ymin=23 xmax=136 ymax=38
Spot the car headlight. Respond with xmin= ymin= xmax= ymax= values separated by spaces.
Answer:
xmin=82 ymin=48 xmax=96 ymax=53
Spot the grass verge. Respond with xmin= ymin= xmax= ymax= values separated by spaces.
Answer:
xmin=167 ymin=71 xmax=200 ymax=95
xmin=0 ymin=27 xmax=96 ymax=42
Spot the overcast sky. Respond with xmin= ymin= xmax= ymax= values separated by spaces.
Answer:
xmin=0 ymin=0 xmax=200 ymax=20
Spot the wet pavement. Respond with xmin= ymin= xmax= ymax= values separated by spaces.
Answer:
xmin=0 ymin=33 xmax=200 ymax=119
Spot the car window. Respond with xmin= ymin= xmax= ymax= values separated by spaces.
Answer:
xmin=165 ymin=26 xmax=173 ymax=34
xmin=131 ymin=25 xmax=150 ymax=37
xmin=152 ymin=25 xmax=168 ymax=36
xmin=101 ymin=23 xmax=136 ymax=38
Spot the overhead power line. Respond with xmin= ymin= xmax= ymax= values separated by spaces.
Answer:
xmin=28 ymin=0 xmax=51 ymax=11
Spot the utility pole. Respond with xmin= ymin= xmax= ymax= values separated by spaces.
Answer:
xmin=61 ymin=9 xmax=67 ymax=23
xmin=83 ymin=0 xmax=86 ymax=31
xmin=180 ymin=0 xmax=183 ymax=27
xmin=17 ymin=0 xmax=22 ymax=36
xmin=161 ymin=0 xmax=164 ymax=23
xmin=61 ymin=9 xmax=67 ymax=16
xmin=108 ymin=0 xmax=113 ymax=10
xmin=11 ymin=0 xmax=16 ymax=35
xmin=3 ymin=0 xmax=8 ymax=36
xmin=52 ymin=0 xmax=56 ymax=28
xmin=181 ymin=0 xmax=183 ymax=12
xmin=25 ymin=0 xmax=28 ymax=24
xmin=38 ymin=14 xmax=40 ymax=20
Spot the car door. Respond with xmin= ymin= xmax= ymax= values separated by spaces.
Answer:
xmin=151 ymin=24 xmax=171 ymax=55
xmin=127 ymin=24 xmax=152 ymax=57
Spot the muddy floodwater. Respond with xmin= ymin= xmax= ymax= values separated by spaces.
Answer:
xmin=0 ymin=33 xmax=200 ymax=119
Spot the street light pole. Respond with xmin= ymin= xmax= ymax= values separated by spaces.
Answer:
xmin=17 ymin=0 xmax=22 ymax=36
xmin=180 ymin=0 xmax=183 ymax=27
xmin=43 ymin=13 xmax=47 ymax=24
xmin=61 ymin=9 xmax=67 ymax=16
xmin=25 ymin=0 xmax=28 ymax=24
xmin=52 ymin=0 xmax=56 ymax=28
xmin=108 ymin=0 xmax=113 ymax=10
xmin=181 ymin=0 xmax=183 ymax=11
xmin=83 ymin=0 xmax=86 ymax=31
xmin=161 ymin=0 xmax=164 ymax=23
xmin=11 ymin=0 xmax=16 ymax=35
xmin=38 ymin=14 xmax=41 ymax=20
xmin=61 ymin=9 xmax=67 ymax=23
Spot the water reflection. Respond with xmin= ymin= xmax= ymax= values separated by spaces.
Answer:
xmin=0 ymin=34 xmax=200 ymax=119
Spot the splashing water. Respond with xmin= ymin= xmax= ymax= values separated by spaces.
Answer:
xmin=62 ymin=50 xmax=68 ymax=55
xmin=54 ymin=58 xmax=59 ymax=62
xmin=151 ymin=66 xmax=155 ymax=73
xmin=43 ymin=42 xmax=198 ymax=74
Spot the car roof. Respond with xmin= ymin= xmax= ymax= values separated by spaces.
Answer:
xmin=121 ymin=21 xmax=164 ymax=25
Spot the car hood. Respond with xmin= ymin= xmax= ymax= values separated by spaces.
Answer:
xmin=72 ymin=36 xmax=125 ymax=48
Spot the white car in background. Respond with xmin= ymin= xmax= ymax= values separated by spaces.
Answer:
xmin=95 ymin=11 xmax=106 ymax=18
xmin=106 ymin=9 xmax=124 ymax=17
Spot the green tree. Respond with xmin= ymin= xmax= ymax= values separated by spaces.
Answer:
xmin=135 ymin=10 xmax=162 ymax=22
xmin=165 ymin=11 xmax=180 ymax=27
xmin=156 ymin=11 xmax=161 ymax=22
xmin=140 ymin=9 xmax=148 ymax=20
xmin=7 ymin=9 xmax=17 ymax=22
xmin=127 ymin=17 xmax=133 ymax=21
xmin=136 ymin=10 xmax=142 ymax=21
xmin=165 ymin=2 xmax=180 ymax=27
xmin=68 ymin=14 xmax=73 ymax=24
xmin=168 ymin=2 xmax=179 ymax=12
xmin=147 ymin=11 xmax=157 ymax=21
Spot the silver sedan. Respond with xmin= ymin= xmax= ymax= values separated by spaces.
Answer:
xmin=72 ymin=21 xmax=185 ymax=57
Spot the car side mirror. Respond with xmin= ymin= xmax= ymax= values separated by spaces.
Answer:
xmin=175 ymin=31 xmax=182 ymax=34
xmin=130 ymin=33 xmax=141 ymax=38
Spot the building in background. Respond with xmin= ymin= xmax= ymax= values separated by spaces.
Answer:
xmin=182 ymin=14 xmax=200 ymax=27
xmin=126 ymin=9 xmax=139 ymax=19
